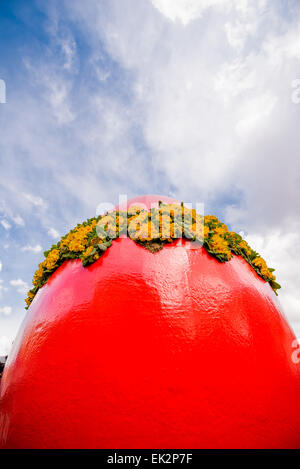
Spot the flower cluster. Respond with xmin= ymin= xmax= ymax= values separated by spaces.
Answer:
xmin=25 ymin=202 xmax=281 ymax=308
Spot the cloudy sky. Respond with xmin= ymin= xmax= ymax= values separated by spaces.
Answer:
xmin=1 ymin=0 xmax=300 ymax=355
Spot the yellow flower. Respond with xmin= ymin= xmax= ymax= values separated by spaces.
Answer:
xmin=83 ymin=245 xmax=94 ymax=257
xmin=214 ymin=224 xmax=229 ymax=236
xmin=209 ymin=234 xmax=232 ymax=259
xmin=68 ymin=239 xmax=85 ymax=252
xmin=252 ymin=257 xmax=275 ymax=279
xmin=137 ymin=224 xmax=151 ymax=241
xmin=252 ymin=257 xmax=265 ymax=268
xmin=44 ymin=249 xmax=60 ymax=270
xmin=239 ymin=240 xmax=251 ymax=256
xmin=128 ymin=212 xmax=149 ymax=239
xmin=25 ymin=297 xmax=32 ymax=307
xmin=33 ymin=262 xmax=46 ymax=286
xmin=205 ymin=215 xmax=219 ymax=223
xmin=127 ymin=205 xmax=144 ymax=216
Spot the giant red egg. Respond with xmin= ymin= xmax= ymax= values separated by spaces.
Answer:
xmin=1 ymin=195 xmax=300 ymax=448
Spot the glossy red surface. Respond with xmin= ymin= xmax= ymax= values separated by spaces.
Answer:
xmin=1 ymin=196 xmax=300 ymax=449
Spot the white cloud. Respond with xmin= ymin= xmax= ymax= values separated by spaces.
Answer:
xmin=224 ymin=204 xmax=246 ymax=227
xmin=48 ymin=227 xmax=60 ymax=239
xmin=0 ymin=279 xmax=8 ymax=298
xmin=1 ymin=220 xmax=11 ymax=230
xmin=0 ymin=260 xmax=2 ymax=272
xmin=23 ymin=193 xmax=46 ymax=207
xmin=0 ymin=336 xmax=12 ymax=356
xmin=24 ymin=58 xmax=75 ymax=125
xmin=10 ymin=279 xmax=29 ymax=295
xmin=0 ymin=306 xmax=12 ymax=316
xmin=44 ymin=16 xmax=78 ymax=71
xmin=43 ymin=79 xmax=75 ymax=124
xmin=12 ymin=215 xmax=25 ymax=226
xmin=21 ymin=244 xmax=43 ymax=253
xmin=151 ymin=0 xmax=233 ymax=25
xmin=235 ymin=92 xmax=278 ymax=137
xmin=0 ymin=201 xmax=25 ymax=228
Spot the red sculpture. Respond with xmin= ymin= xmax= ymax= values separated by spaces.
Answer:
xmin=1 ymin=195 xmax=300 ymax=448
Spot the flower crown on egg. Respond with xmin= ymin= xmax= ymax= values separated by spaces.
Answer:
xmin=25 ymin=202 xmax=281 ymax=308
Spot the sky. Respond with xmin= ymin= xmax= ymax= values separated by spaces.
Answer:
xmin=1 ymin=0 xmax=300 ymax=355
